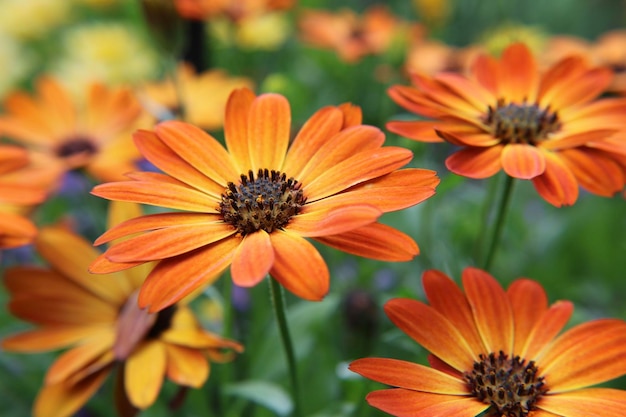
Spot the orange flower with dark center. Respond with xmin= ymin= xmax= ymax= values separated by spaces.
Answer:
xmin=350 ymin=267 xmax=626 ymax=416
xmin=2 ymin=202 xmax=242 ymax=417
xmin=90 ymin=87 xmax=439 ymax=312
xmin=0 ymin=76 xmax=152 ymax=183
xmin=388 ymin=42 xmax=626 ymax=206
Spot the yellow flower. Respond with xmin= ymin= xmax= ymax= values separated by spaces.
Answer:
xmin=0 ymin=0 xmax=71 ymax=40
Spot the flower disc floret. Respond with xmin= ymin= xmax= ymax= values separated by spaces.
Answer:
xmin=485 ymin=99 xmax=561 ymax=145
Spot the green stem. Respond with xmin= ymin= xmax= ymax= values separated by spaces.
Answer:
xmin=481 ymin=174 xmax=515 ymax=271
xmin=268 ymin=277 xmax=301 ymax=417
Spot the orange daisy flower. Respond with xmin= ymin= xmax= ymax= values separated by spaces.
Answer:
xmin=90 ymin=87 xmax=439 ymax=312
xmin=0 ymin=145 xmax=55 ymax=248
xmin=2 ymin=202 xmax=242 ymax=417
xmin=0 ymin=76 xmax=152 ymax=183
xmin=298 ymin=5 xmax=419 ymax=63
xmin=175 ymin=0 xmax=294 ymax=22
xmin=388 ymin=42 xmax=626 ymax=206
xmin=140 ymin=63 xmax=254 ymax=130
xmin=350 ymin=267 xmax=626 ymax=417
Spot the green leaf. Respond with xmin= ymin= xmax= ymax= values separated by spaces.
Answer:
xmin=224 ymin=380 xmax=293 ymax=416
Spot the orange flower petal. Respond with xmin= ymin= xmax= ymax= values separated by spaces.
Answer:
xmin=497 ymin=43 xmax=539 ymax=103
xmin=304 ymin=147 xmax=413 ymax=201
xmin=501 ymin=144 xmax=546 ymax=179
xmin=34 ymin=367 xmax=110 ymax=417
xmin=224 ymin=87 xmax=256 ymax=173
xmin=445 ymin=146 xmax=504 ymax=179
xmin=349 ymin=358 xmax=468 ymax=394
xmin=337 ymin=102 xmax=362 ymax=127
xmin=288 ymin=203 xmax=381 ymax=237
xmin=124 ymin=341 xmax=166 ymax=409
xmin=540 ymin=319 xmax=626 ymax=392
xmin=155 ymin=121 xmax=239 ymax=186
xmin=384 ymin=298 xmax=476 ymax=372
xmin=35 ymin=227 xmax=132 ymax=304
xmin=9 ymin=296 xmax=116 ymax=326
xmin=538 ymin=388 xmax=626 ymax=417
xmin=247 ymin=93 xmax=291 ymax=171
xmin=559 ymin=148 xmax=624 ymax=196
xmin=506 ymin=279 xmax=548 ymax=354
xmin=132 ymin=129 xmax=225 ymax=198
xmin=269 ymin=230 xmax=329 ymax=301
xmin=0 ymin=213 xmax=37 ymax=248
xmin=105 ymin=223 xmax=235 ymax=262
xmin=523 ymin=301 xmax=573 ymax=360
xmin=164 ymin=344 xmax=209 ymax=388
xmin=366 ymin=389 xmax=487 ymax=417
xmin=138 ymin=237 xmax=240 ymax=312
xmin=282 ymin=106 xmax=344 ymax=178
xmin=531 ymin=152 xmax=579 ymax=207
xmin=541 ymin=67 xmax=612 ymax=110
xmin=314 ymin=223 xmax=419 ymax=261
xmin=45 ymin=331 xmax=115 ymax=385
xmin=462 ymin=268 xmax=514 ymax=355
xmin=92 ymin=179 xmax=219 ymax=213
xmin=94 ymin=212 xmax=222 ymax=245
xmin=89 ymin=254 xmax=146 ymax=274
xmin=295 ymin=125 xmax=385 ymax=187
xmin=1 ymin=326 xmax=96 ymax=352
xmin=436 ymin=130 xmax=501 ymax=147
xmin=472 ymin=54 xmax=499 ymax=95
xmin=541 ymin=129 xmax=617 ymax=151
xmin=231 ymin=230 xmax=274 ymax=287
xmin=386 ymin=120 xmax=445 ymax=142
xmin=422 ymin=270 xmax=486 ymax=358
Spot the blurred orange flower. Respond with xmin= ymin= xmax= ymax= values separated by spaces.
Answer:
xmin=175 ymin=0 xmax=293 ymax=21
xmin=141 ymin=63 xmax=254 ymax=130
xmin=0 ymin=76 xmax=152 ymax=183
xmin=0 ymin=145 xmax=55 ymax=248
xmin=388 ymin=43 xmax=626 ymax=206
xmin=90 ymin=87 xmax=439 ymax=312
xmin=2 ymin=202 xmax=242 ymax=417
xmin=590 ymin=30 xmax=626 ymax=93
xmin=299 ymin=5 xmax=422 ymax=63
xmin=350 ymin=267 xmax=626 ymax=417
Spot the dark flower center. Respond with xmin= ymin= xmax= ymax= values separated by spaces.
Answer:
xmin=219 ymin=168 xmax=306 ymax=236
xmin=464 ymin=351 xmax=548 ymax=417
xmin=146 ymin=304 xmax=178 ymax=339
xmin=56 ymin=137 xmax=98 ymax=159
xmin=485 ymin=100 xmax=561 ymax=145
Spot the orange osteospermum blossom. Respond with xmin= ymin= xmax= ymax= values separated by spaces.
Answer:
xmin=0 ymin=76 xmax=152 ymax=183
xmin=298 ymin=5 xmax=418 ymax=63
xmin=388 ymin=42 xmax=626 ymax=206
xmin=1 ymin=203 xmax=242 ymax=417
xmin=90 ymin=87 xmax=439 ymax=312
xmin=175 ymin=0 xmax=293 ymax=21
xmin=140 ymin=63 xmax=254 ymax=130
xmin=0 ymin=145 xmax=55 ymax=248
xmin=350 ymin=267 xmax=626 ymax=417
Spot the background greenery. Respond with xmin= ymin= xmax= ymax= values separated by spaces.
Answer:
xmin=1 ymin=0 xmax=625 ymax=416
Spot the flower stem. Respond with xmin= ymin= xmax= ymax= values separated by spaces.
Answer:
xmin=268 ymin=277 xmax=301 ymax=417
xmin=481 ymin=174 xmax=515 ymax=271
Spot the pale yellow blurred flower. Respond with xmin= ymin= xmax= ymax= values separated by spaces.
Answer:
xmin=72 ymin=0 xmax=120 ymax=8
xmin=412 ymin=0 xmax=451 ymax=28
xmin=0 ymin=34 xmax=33 ymax=98
xmin=51 ymin=22 xmax=160 ymax=96
xmin=235 ymin=12 xmax=290 ymax=50
xmin=0 ymin=0 xmax=71 ymax=39
xmin=478 ymin=22 xmax=547 ymax=57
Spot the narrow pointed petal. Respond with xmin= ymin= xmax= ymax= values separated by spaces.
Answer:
xmin=422 ymin=270 xmax=486 ymax=357
xmin=247 ymin=93 xmax=290 ymax=171
xmin=138 ymin=237 xmax=240 ymax=312
xmin=523 ymin=301 xmax=573 ymax=360
xmin=386 ymin=120 xmax=445 ymax=142
xmin=501 ymin=144 xmax=546 ymax=179
xmin=105 ymin=223 xmax=235 ymax=262
xmin=288 ymin=203 xmax=381 ymax=237
xmin=462 ymin=268 xmax=514 ymax=355
xmin=282 ymin=106 xmax=344 ymax=178
xmin=304 ymin=147 xmax=413 ymax=202
xmin=538 ymin=388 xmax=626 ymax=417
xmin=224 ymin=87 xmax=255 ymax=173
xmin=269 ymin=230 xmax=329 ymax=301
xmin=89 ymin=254 xmax=146 ymax=274
xmin=532 ymin=152 xmax=579 ymax=207
xmin=385 ymin=298 xmax=476 ymax=372
xmin=231 ymin=230 xmax=274 ymax=287
xmin=2 ymin=326 xmax=96 ymax=352
xmin=445 ymin=146 xmax=503 ymax=179
xmin=155 ymin=121 xmax=239 ymax=185
xmin=165 ymin=344 xmax=209 ymax=388
xmin=34 ymin=368 xmax=110 ymax=417
xmin=498 ymin=43 xmax=539 ymax=102
xmin=349 ymin=358 xmax=468 ymax=394
xmin=507 ymin=279 xmax=548 ymax=354
xmin=366 ymin=389 xmax=487 ymax=417
xmin=539 ymin=319 xmax=626 ymax=392
xmin=125 ymin=341 xmax=166 ymax=409
xmin=315 ymin=223 xmax=418 ymax=261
